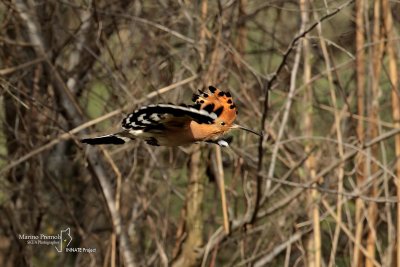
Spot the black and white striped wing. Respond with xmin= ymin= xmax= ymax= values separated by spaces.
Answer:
xmin=122 ymin=104 xmax=217 ymax=130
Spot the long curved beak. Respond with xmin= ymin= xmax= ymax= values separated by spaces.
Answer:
xmin=231 ymin=124 xmax=263 ymax=137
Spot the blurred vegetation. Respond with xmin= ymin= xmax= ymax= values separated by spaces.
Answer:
xmin=0 ymin=0 xmax=400 ymax=266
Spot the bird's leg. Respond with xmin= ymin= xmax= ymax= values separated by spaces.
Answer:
xmin=205 ymin=135 xmax=233 ymax=147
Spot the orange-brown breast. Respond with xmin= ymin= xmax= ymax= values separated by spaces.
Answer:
xmin=189 ymin=121 xmax=226 ymax=141
xmin=146 ymin=121 xmax=227 ymax=146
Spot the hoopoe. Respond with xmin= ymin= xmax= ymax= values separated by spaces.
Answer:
xmin=81 ymin=86 xmax=261 ymax=147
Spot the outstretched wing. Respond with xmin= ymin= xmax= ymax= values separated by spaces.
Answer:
xmin=121 ymin=104 xmax=217 ymax=131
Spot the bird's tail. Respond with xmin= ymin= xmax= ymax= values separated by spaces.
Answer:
xmin=81 ymin=132 xmax=133 ymax=145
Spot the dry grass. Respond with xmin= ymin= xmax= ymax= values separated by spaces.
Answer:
xmin=0 ymin=0 xmax=399 ymax=266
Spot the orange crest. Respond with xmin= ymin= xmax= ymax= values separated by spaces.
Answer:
xmin=192 ymin=86 xmax=238 ymax=126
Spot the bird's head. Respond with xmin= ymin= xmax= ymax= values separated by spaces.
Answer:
xmin=192 ymin=86 xmax=262 ymax=139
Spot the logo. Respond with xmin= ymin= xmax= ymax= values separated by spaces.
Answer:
xmin=18 ymin=227 xmax=96 ymax=254
xmin=55 ymin=228 xmax=72 ymax=252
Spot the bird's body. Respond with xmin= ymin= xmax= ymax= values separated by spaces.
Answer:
xmin=117 ymin=121 xmax=224 ymax=146
xmin=81 ymin=86 xmax=260 ymax=147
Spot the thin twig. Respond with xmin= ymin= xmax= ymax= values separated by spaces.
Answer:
xmin=215 ymin=146 xmax=230 ymax=234
xmin=252 ymin=0 xmax=355 ymax=223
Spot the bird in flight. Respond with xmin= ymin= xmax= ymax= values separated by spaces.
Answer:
xmin=81 ymin=86 xmax=261 ymax=147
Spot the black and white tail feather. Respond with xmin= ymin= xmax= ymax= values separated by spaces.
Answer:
xmin=81 ymin=104 xmax=218 ymax=145
xmin=80 ymin=133 xmax=131 ymax=145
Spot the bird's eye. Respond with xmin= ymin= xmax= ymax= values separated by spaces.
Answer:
xmin=221 ymin=122 xmax=226 ymax=126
